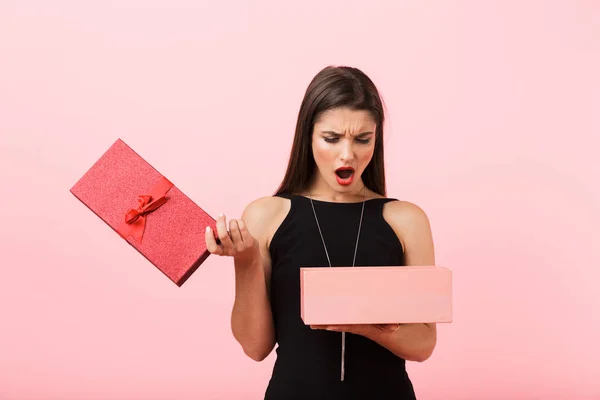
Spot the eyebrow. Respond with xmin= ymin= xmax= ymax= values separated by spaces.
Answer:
xmin=321 ymin=130 xmax=374 ymax=137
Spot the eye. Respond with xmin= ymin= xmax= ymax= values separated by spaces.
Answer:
xmin=324 ymin=137 xmax=339 ymax=143
xmin=356 ymin=138 xmax=371 ymax=144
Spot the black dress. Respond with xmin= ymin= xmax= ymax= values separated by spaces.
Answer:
xmin=264 ymin=194 xmax=417 ymax=400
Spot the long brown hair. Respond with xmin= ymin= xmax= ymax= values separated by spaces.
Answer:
xmin=274 ymin=65 xmax=387 ymax=197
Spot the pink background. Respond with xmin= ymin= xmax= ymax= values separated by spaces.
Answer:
xmin=1 ymin=1 xmax=599 ymax=399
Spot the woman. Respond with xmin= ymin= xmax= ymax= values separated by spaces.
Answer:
xmin=205 ymin=65 xmax=437 ymax=399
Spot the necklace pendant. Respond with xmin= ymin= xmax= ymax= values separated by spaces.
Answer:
xmin=341 ymin=332 xmax=346 ymax=381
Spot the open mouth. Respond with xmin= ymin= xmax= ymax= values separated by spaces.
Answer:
xmin=335 ymin=167 xmax=355 ymax=185
xmin=336 ymin=169 xmax=353 ymax=179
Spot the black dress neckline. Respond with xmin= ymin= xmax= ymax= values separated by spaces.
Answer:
xmin=291 ymin=194 xmax=395 ymax=205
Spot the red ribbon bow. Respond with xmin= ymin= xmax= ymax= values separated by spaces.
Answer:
xmin=117 ymin=176 xmax=173 ymax=243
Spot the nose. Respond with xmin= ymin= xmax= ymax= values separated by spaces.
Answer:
xmin=339 ymin=139 xmax=355 ymax=163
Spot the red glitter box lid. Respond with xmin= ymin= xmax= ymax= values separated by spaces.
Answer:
xmin=70 ymin=138 xmax=217 ymax=286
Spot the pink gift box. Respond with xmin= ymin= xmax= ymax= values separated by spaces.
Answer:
xmin=300 ymin=266 xmax=452 ymax=325
xmin=70 ymin=139 xmax=217 ymax=286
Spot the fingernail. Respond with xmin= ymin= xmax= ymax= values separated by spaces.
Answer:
xmin=206 ymin=226 xmax=211 ymax=232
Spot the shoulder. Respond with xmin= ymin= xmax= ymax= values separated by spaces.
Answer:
xmin=382 ymin=200 xmax=431 ymax=229
xmin=382 ymin=200 xmax=435 ymax=264
xmin=242 ymin=195 xmax=289 ymax=219
xmin=241 ymin=195 xmax=291 ymax=241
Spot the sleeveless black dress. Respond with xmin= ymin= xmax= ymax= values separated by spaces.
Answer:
xmin=264 ymin=194 xmax=417 ymax=400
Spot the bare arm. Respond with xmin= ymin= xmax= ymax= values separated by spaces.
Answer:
xmin=205 ymin=197 xmax=282 ymax=361
xmin=362 ymin=201 xmax=437 ymax=362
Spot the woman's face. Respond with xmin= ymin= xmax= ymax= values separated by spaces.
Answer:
xmin=311 ymin=107 xmax=377 ymax=196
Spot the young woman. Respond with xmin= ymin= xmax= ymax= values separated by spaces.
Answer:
xmin=205 ymin=65 xmax=437 ymax=399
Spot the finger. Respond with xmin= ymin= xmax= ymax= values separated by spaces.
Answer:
xmin=311 ymin=325 xmax=353 ymax=332
xmin=322 ymin=325 xmax=345 ymax=332
xmin=205 ymin=226 xmax=223 ymax=255
xmin=229 ymin=219 xmax=243 ymax=249
xmin=237 ymin=218 xmax=251 ymax=243
xmin=216 ymin=213 xmax=233 ymax=253
xmin=379 ymin=324 xmax=400 ymax=332
xmin=331 ymin=325 xmax=354 ymax=332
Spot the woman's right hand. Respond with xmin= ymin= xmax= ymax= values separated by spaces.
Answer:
xmin=206 ymin=200 xmax=279 ymax=362
xmin=205 ymin=213 xmax=260 ymax=262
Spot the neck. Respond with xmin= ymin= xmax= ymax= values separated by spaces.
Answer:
xmin=304 ymin=174 xmax=367 ymax=203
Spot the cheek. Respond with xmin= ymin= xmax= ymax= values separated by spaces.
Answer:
xmin=312 ymin=140 xmax=333 ymax=163
xmin=357 ymin=145 xmax=375 ymax=166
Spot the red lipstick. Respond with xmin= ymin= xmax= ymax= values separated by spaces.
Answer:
xmin=335 ymin=166 xmax=355 ymax=186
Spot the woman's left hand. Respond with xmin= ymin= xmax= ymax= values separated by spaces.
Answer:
xmin=310 ymin=323 xmax=400 ymax=336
